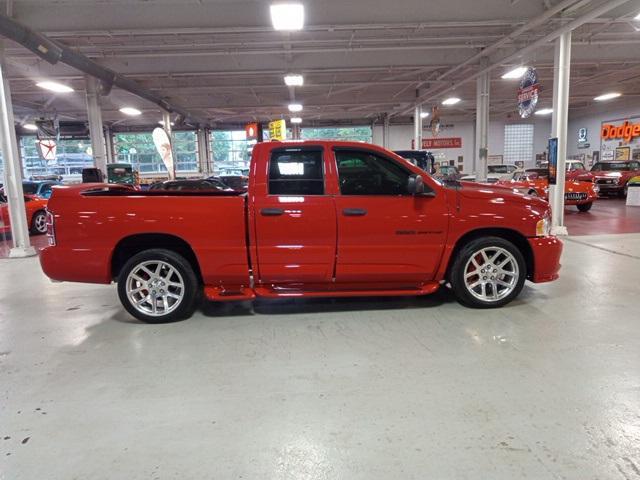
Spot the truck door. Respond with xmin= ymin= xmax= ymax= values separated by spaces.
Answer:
xmin=252 ymin=146 xmax=337 ymax=284
xmin=332 ymin=147 xmax=449 ymax=284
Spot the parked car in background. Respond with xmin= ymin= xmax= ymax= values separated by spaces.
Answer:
xmin=0 ymin=193 xmax=49 ymax=235
xmin=460 ymin=164 xmax=521 ymax=183
xmin=148 ymin=179 xmax=233 ymax=192
xmin=217 ymin=175 xmax=249 ymax=192
xmin=20 ymin=180 xmax=61 ymax=199
xmin=496 ymin=169 xmax=599 ymax=212
xmin=538 ymin=160 xmax=594 ymax=182
xmin=434 ymin=165 xmax=462 ymax=181
xmin=590 ymin=161 xmax=640 ymax=197
xmin=40 ymin=140 xmax=562 ymax=323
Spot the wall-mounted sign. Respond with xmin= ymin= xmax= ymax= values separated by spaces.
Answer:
xmin=412 ymin=137 xmax=461 ymax=149
xmin=37 ymin=139 xmax=57 ymax=161
xmin=548 ymin=137 xmax=558 ymax=185
xmin=578 ymin=127 xmax=588 ymax=144
xmin=517 ymin=67 xmax=540 ymax=118
xmin=268 ymin=119 xmax=287 ymax=141
xmin=152 ymin=127 xmax=175 ymax=180
xmin=245 ymin=122 xmax=261 ymax=141
xmin=601 ymin=121 xmax=640 ymax=143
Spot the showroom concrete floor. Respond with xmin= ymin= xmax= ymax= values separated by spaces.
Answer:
xmin=1 ymin=234 xmax=639 ymax=480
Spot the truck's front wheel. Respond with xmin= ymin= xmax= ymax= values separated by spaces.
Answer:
xmin=449 ymin=237 xmax=526 ymax=308
xmin=117 ymin=249 xmax=198 ymax=323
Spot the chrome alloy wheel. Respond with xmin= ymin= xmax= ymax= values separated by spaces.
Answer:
xmin=463 ymin=247 xmax=519 ymax=302
xmin=34 ymin=212 xmax=47 ymax=233
xmin=125 ymin=260 xmax=185 ymax=317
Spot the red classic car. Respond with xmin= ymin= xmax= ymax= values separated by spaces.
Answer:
xmin=0 ymin=194 xmax=49 ymax=235
xmin=496 ymin=169 xmax=598 ymax=212
xmin=539 ymin=160 xmax=594 ymax=182
xmin=590 ymin=160 xmax=640 ymax=197
xmin=40 ymin=141 xmax=562 ymax=322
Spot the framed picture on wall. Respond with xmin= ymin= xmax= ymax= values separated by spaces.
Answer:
xmin=487 ymin=155 xmax=503 ymax=165
xmin=616 ymin=146 xmax=631 ymax=161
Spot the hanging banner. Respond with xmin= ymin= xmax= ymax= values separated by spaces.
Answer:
xmin=152 ymin=127 xmax=175 ymax=180
xmin=37 ymin=139 xmax=57 ymax=161
xmin=518 ymin=67 xmax=540 ymax=118
xmin=548 ymin=137 xmax=558 ymax=185
xmin=268 ymin=119 xmax=287 ymax=141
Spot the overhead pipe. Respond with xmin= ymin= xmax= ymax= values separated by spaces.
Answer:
xmin=0 ymin=13 xmax=206 ymax=126
xmin=397 ymin=0 xmax=637 ymax=115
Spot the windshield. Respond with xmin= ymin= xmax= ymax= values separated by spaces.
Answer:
xmin=22 ymin=183 xmax=38 ymax=194
xmin=488 ymin=165 xmax=509 ymax=174
xmin=592 ymin=162 xmax=631 ymax=172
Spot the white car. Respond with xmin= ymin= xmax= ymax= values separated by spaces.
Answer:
xmin=461 ymin=164 xmax=522 ymax=183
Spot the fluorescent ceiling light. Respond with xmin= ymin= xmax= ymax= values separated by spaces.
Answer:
xmin=119 ymin=107 xmax=142 ymax=116
xmin=290 ymin=117 xmax=302 ymax=124
xmin=158 ymin=120 xmax=175 ymax=126
xmin=36 ymin=81 xmax=74 ymax=93
xmin=23 ymin=123 xmax=38 ymax=131
xmin=420 ymin=111 xmax=430 ymax=118
xmin=535 ymin=108 xmax=553 ymax=115
xmin=635 ymin=12 xmax=640 ymax=20
xmin=270 ymin=3 xmax=304 ymax=31
xmin=284 ymin=74 xmax=304 ymax=86
xmin=594 ymin=92 xmax=622 ymax=101
xmin=501 ymin=66 xmax=528 ymax=79
xmin=288 ymin=103 xmax=303 ymax=112
xmin=442 ymin=97 xmax=461 ymax=105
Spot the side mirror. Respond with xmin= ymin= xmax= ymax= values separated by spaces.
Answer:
xmin=407 ymin=174 xmax=425 ymax=195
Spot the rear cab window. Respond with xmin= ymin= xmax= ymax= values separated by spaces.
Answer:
xmin=268 ymin=148 xmax=324 ymax=195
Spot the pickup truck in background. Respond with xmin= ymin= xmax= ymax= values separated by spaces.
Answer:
xmin=40 ymin=141 xmax=562 ymax=323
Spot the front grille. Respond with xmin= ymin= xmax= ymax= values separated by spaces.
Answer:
xmin=596 ymin=178 xmax=616 ymax=185
xmin=565 ymin=192 xmax=587 ymax=201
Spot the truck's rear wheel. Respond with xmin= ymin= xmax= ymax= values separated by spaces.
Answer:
xmin=117 ymin=249 xmax=198 ymax=323
xmin=449 ymin=237 xmax=526 ymax=308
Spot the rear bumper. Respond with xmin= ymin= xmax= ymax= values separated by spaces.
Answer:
xmin=40 ymin=245 xmax=112 ymax=284
xmin=528 ymin=236 xmax=563 ymax=283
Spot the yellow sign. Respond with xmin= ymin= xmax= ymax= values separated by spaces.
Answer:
xmin=268 ymin=119 xmax=287 ymax=141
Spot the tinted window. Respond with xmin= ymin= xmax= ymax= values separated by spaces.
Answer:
xmin=488 ymin=165 xmax=508 ymax=174
xmin=268 ymin=149 xmax=324 ymax=195
xmin=40 ymin=184 xmax=53 ymax=199
xmin=22 ymin=183 xmax=38 ymax=194
xmin=336 ymin=149 xmax=411 ymax=195
xmin=591 ymin=162 xmax=630 ymax=172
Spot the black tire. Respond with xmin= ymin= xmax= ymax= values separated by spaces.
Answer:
xmin=621 ymin=183 xmax=628 ymax=198
xmin=527 ymin=189 xmax=538 ymax=197
xmin=449 ymin=236 xmax=526 ymax=309
xmin=117 ymin=248 xmax=199 ymax=323
xmin=30 ymin=210 xmax=47 ymax=235
xmin=577 ymin=202 xmax=592 ymax=212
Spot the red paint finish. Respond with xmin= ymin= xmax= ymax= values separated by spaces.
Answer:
xmin=40 ymin=141 xmax=563 ymax=301
xmin=495 ymin=176 xmax=598 ymax=207
xmin=0 ymin=195 xmax=48 ymax=236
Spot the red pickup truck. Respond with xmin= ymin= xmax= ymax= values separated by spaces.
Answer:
xmin=40 ymin=141 xmax=562 ymax=322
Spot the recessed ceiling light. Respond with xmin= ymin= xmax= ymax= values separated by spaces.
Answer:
xmin=36 ymin=81 xmax=74 ymax=93
xmin=420 ymin=111 xmax=430 ymax=119
xmin=635 ymin=12 xmax=640 ymax=20
xmin=501 ymin=66 xmax=528 ymax=80
xmin=158 ymin=120 xmax=175 ymax=126
xmin=284 ymin=74 xmax=304 ymax=86
xmin=594 ymin=92 xmax=622 ymax=101
xmin=288 ymin=103 xmax=303 ymax=112
xmin=23 ymin=123 xmax=38 ymax=131
xmin=270 ymin=3 xmax=304 ymax=31
xmin=442 ymin=97 xmax=461 ymax=105
xmin=290 ymin=117 xmax=302 ymax=124
xmin=535 ymin=108 xmax=553 ymax=115
xmin=120 ymin=107 xmax=142 ymax=116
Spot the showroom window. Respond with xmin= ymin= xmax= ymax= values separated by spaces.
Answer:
xmin=114 ymin=131 xmax=198 ymax=174
xmin=211 ymin=130 xmax=254 ymax=175
xmin=268 ymin=148 xmax=324 ymax=195
xmin=335 ymin=149 xmax=412 ymax=195
xmin=301 ymin=126 xmax=372 ymax=142
xmin=16 ymin=135 xmax=94 ymax=180
xmin=504 ymin=124 xmax=534 ymax=165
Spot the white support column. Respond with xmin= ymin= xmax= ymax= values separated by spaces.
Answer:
xmin=413 ymin=104 xmax=423 ymax=150
xmin=0 ymin=54 xmax=35 ymax=257
xmin=382 ymin=114 xmax=390 ymax=149
xmin=475 ymin=60 xmax=490 ymax=182
xmin=196 ymin=128 xmax=209 ymax=175
xmin=85 ymin=76 xmax=107 ymax=175
xmin=104 ymin=126 xmax=114 ymax=164
xmin=549 ymin=31 xmax=572 ymax=236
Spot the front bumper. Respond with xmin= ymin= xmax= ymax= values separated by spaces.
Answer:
xmin=595 ymin=181 xmax=624 ymax=195
xmin=528 ymin=236 xmax=563 ymax=283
